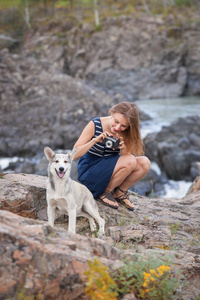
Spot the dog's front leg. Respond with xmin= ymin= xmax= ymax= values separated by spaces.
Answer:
xmin=68 ymin=207 xmax=77 ymax=234
xmin=47 ymin=204 xmax=56 ymax=227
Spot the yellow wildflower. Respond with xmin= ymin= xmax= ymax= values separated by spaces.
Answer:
xmin=143 ymin=272 xmax=151 ymax=277
xmin=156 ymin=267 xmax=164 ymax=275
xmin=143 ymin=282 xmax=148 ymax=287
xmin=159 ymin=265 xmax=171 ymax=272
xmin=150 ymin=277 xmax=155 ymax=281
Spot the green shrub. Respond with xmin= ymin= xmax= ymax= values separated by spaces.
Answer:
xmin=112 ymin=255 xmax=181 ymax=299
xmin=84 ymin=255 xmax=182 ymax=300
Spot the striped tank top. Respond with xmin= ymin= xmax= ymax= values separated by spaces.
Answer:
xmin=88 ymin=118 xmax=120 ymax=157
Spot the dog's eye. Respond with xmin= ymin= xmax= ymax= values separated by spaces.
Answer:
xmin=64 ymin=160 xmax=68 ymax=163
xmin=55 ymin=160 xmax=59 ymax=163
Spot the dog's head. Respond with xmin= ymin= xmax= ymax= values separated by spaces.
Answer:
xmin=44 ymin=147 xmax=77 ymax=179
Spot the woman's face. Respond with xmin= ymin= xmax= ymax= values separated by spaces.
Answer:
xmin=110 ymin=113 xmax=129 ymax=134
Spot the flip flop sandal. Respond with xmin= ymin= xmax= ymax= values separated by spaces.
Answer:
xmin=96 ymin=190 xmax=118 ymax=209
xmin=114 ymin=187 xmax=135 ymax=211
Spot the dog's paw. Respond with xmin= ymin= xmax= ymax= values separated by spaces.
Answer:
xmin=91 ymin=224 xmax=97 ymax=232
xmin=97 ymin=229 xmax=105 ymax=238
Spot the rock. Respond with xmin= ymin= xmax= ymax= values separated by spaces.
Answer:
xmin=0 ymin=48 xmax=120 ymax=157
xmin=186 ymin=173 xmax=200 ymax=195
xmin=1 ymin=13 xmax=199 ymax=159
xmin=144 ymin=116 xmax=200 ymax=181
xmin=0 ymin=46 xmax=151 ymax=158
xmin=0 ymin=173 xmax=200 ymax=299
xmin=130 ymin=169 xmax=167 ymax=197
xmin=0 ymin=34 xmax=19 ymax=49
xmin=54 ymin=15 xmax=199 ymax=99
xmin=190 ymin=161 xmax=200 ymax=180
xmin=0 ymin=173 xmax=46 ymax=219
xmin=0 ymin=210 xmax=122 ymax=300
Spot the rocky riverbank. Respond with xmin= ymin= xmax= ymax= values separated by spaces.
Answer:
xmin=0 ymin=173 xmax=200 ymax=299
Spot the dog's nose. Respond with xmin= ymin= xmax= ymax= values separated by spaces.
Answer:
xmin=59 ymin=167 xmax=64 ymax=172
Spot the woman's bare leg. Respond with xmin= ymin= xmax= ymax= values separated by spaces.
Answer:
xmin=99 ymin=155 xmax=150 ymax=208
xmin=107 ymin=155 xmax=151 ymax=208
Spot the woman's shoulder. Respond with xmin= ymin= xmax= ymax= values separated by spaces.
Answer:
xmin=92 ymin=117 xmax=101 ymax=123
xmin=100 ymin=116 xmax=110 ymax=123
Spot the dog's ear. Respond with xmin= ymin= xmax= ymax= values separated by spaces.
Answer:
xmin=44 ymin=147 xmax=55 ymax=161
xmin=68 ymin=147 xmax=77 ymax=162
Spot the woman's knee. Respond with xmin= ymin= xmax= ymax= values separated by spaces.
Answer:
xmin=123 ymin=155 xmax=137 ymax=171
xmin=137 ymin=156 xmax=151 ymax=172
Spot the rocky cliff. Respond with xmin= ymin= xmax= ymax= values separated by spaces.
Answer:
xmin=22 ymin=13 xmax=200 ymax=99
xmin=0 ymin=173 xmax=200 ymax=299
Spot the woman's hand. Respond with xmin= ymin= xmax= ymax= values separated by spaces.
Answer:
xmin=93 ymin=131 xmax=111 ymax=144
xmin=118 ymin=137 xmax=125 ymax=150
xmin=117 ymin=135 xmax=128 ymax=155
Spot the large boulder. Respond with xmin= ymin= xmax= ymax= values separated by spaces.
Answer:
xmin=0 ymin=173 xmax=46 ymax=219
xmin=144 ymin=115 xmax=200 ymax=181
xmin=0 ymin=210 xmax=122 ymax=300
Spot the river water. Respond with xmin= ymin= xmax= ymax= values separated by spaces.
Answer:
xmin=136 ymin=96 xmax=200 ymax=137
xmin=136 ymin=96 xmax=200 ymax=198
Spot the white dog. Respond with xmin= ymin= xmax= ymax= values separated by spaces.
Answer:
xmin=44 ymin=147 xmax=105 ymax=236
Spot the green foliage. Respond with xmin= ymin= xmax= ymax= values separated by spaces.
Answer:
xmin=169 ymin=222 xmax=179 ymax=237
xmin=1 ymin=0 xmax=199 ymax=22
xmin=0 ymin=0 xmax=199 ymax=50
xmin=150 ymin=188 xmax=154 ymax=198
xmin=84 ymin=255 xmax=182 ymax=300
xmin=112 ymin=254 xmax=181 ymax=299
xmin=84 ymin=258 xmax=118 ymax=300
xmin=187 ymin=233 xmax=200 ymax=247
xmin=174 ymin=0 xmax=196 ymax=6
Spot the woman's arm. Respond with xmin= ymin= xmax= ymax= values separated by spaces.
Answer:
xmin=73 ymin=121 xmax=109 ymax=160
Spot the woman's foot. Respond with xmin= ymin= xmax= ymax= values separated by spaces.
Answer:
xmin=113 ymin=187 xmax=134 ymax=211
xmin=97 ymin=190 xmax=119 ymax=209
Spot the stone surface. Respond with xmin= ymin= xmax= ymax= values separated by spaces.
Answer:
xmin=0 ymin=173 xmax=46 ymax=219
xmin=144 ymin=116 xmax=200 ymax=181
xmin=0 ymin=210 xmax=121 ymax=300
xmin=0 ymin=173 xmax=200 ymax=299
xmin=187 ymin=174 xmax=200 ymax=195
xmin=0 ymin=47 xmax=117 ymax=157
xmin=57 ymin=15 xmax=200 ymax=99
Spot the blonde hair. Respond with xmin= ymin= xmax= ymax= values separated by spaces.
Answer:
xmin=109 ymin=102 xmax=144 ymax=156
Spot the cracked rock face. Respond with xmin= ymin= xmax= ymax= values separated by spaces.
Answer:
xmin=0 ymin=173 xmax=200 ymax=299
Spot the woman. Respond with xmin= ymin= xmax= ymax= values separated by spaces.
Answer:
xmin=73 ymin=102 xmax=151 ymax=210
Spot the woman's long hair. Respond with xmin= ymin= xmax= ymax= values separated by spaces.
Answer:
xmin=109 ymin=102 xmax=144 ymax=156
